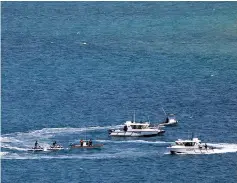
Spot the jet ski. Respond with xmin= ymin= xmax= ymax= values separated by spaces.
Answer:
xmin=47 ymin=145 xmax=64 ymax=151
xmin=46 ymin=141 xmax=64 ymax=151
xmin=28 ymin=141 xmax=44 ymax=152
xmin=70 ymin=140 xmax=103 ymax=149
xmin=28 ymin=146 xmax=44 ymax=152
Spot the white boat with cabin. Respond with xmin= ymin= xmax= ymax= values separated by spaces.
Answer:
xmin=167 ymin=137 xmax=215 ymax=154
xmin=109 ymin=120 xmax=165 ymax=137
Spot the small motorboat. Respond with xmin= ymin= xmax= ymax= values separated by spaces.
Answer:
xmin=70 ymin=140 xmax=103 ymax=149
xmin=159 ymin=114 xmax=178 ymax=126
xmin=167 ymin=137 xmax=216 ymax=154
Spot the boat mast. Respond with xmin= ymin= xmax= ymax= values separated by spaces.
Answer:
xmin=85 ymin=126 xmax=87 ymax=140
xmin=133 ymin=110 xmax=135 ymax=122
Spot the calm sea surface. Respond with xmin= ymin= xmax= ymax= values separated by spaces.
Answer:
xmin=1 ymin=2 xmax=237 ymax=183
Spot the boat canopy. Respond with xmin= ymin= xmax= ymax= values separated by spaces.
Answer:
xmin=175 ymin=141 xmax=196 ymax=146
xmin=175 ymin=138 xmax=201 ymax=146
xmin=167 ymin=114 xmax=176 ymax=122
xmin=125 ymin=121 xmax=150 ymax=129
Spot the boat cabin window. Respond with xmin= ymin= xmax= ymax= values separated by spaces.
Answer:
xmin=131 ymin=125 xmax=143 ymax=129
xmin=183 ymin=142 xmax=195 ymax=146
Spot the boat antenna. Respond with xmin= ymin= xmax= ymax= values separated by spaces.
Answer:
xmin=162 ymin=107 xmax=167 ymax=116
xmin=85 ymin=126 xmax=87 ymax=140
xmin=133 ymin=110 xmax=136 ymax=123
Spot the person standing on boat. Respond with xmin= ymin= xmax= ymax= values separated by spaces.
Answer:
xmin=34 ymin=140 xmax=38 ymax=149
xmin=123 ymin=125 xmax=128 ymax=132
xmin=89 ymin=139 xmax=92 ymax=146
xmin=80 ymin=139 xmax=83 ymax=147
xmin=204 ymin=143 xmax=208 ymax=150
xmin=52 ymin=141 xmax=57 ymax=147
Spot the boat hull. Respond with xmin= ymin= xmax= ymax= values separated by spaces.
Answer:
xmin=168 ymin=146 xmax=214 ymax=154
xmin=47 ymin=147 xmax=64 ymax=151
xmin=159 ymin=122 xmax=178 ymax=127
xmin=109 ymin=130 xmax=165 ymax=137
xmin=70 ymin=144 xmax=103 ymax=149
xmin=28 ymin=148 xmax=44 ymax=152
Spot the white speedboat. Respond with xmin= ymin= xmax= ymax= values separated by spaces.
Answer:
xmin=167 ymin=137 xmax=215 ymax=154
xmin=159 ymin=114 xmax=178 ymax=126
xmin=108 ymin=121 xmax=165 ymax=137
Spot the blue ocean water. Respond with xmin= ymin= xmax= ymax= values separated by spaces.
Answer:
xmin=1 ymin=2 xmax=237 ymax=183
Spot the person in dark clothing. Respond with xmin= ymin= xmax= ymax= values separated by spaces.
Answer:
xmin=123 ymin=125 xmax=128 ymax=132
xmin=52 ymin=141 xmax=57 ymax=147
xmin=80 ymin=139 xmax=83 ymax=147
xmin=34 ymin=141 xmax=38 ymax=149
xmin=204 ymin=143 xmax=208 ymax=149
xmin=89 ymin=139 xmax=92 ymax=146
